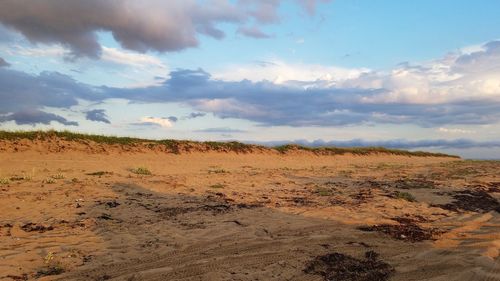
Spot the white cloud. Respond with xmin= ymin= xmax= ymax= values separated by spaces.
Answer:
xmin=101 ymin=47 xmax=166 ymax=69
xmin=139 ymin=116 xmax=174 ymax=128
xmin=3 ymin=43 xmax=168 ymax=88
xmin=350 ymin=41 xmax=500 ymax=105
xmin=9 ymin=44 xmax=167 ymax=69
xmin=9 ymin=44 xmax=67 ymax=57
xmin=438 ymin=127 xmax=475 ymax=134
xmin=214 ymin=59 xmax=370 ymax=85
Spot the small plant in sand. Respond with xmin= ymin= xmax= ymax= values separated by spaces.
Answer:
xmin=131 ymin=167 xmax=152 ymax=175
xmin=394 ymin=191 xmax=416 ymax=202
xmin=51 ymin=173 xmax=65 ymax=179
xmin=208 ymin=168 xmax=228 ymax=174
xmin=315 ymin=186 xmax=333 ymax=196
xmin=36 ymin=252 xmax=65 ymax=277
xmin=10 ymin=173 xmax=33 ymax=182
xmin=43 ymin=178 xmax=56 ymax=184
xmin=209 ymin=183 xmax=225 ymax=189
xmin=0 ymin=178 xmax=10 ymax=185
xmin=44 ymin=251 xmax=55 ymax=264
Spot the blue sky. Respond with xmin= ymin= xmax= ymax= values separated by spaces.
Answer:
xmin=1 ymin=0 xmax=500 ymax=158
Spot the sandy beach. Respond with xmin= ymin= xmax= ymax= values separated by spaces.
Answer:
xmin=0 ymin=136 xmax=498 ymax=280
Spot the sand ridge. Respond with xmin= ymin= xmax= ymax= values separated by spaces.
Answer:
xmin=0 ymin=139 xmax=498 ymax=280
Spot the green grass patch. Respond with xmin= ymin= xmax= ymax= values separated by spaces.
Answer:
xmin=273 ymin=144 xmax=459 ymax=158
xmin=131 ymin=167 xmax=152 ymax=175
xmin=0 ymin=178 xmax=10 ymax=185
xmin=208 ymin=168 xmax=228 ymax=174
xmin=209 ymin=183 xmax=225 ymax=189
xmin=314 ymin=186 xmax=333 ymax=196
xmin=43 ymin=178 xmax=56 ymax=184
xmin=9 ymin=173 xmax=33 ymax=181
xmin=51 ymin=173 xmax=65 ymax=179
xmin=394 ymin=191 xmax=417 ymax=202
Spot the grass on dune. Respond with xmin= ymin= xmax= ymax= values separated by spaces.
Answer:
xmin=0 ymin=130 xmax=460 ymax=158
xmin=273 ymin=144 xmax=459 ymax=158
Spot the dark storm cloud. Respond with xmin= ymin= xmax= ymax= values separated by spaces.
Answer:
xmin=0 ymin=109 xmax=78 ymax=126
xmin=254 ymin=138 xmax=500 ymax=150
xmin=0 ymin=57 xmax=9 ymax=67
xmin=0 ymin=0 xmax=331 ymax=58
xmin=453 ymin=40 xmax=500 ymax=73
xmin=185 ymin=112 xmax=207 ymax=119
xmin=85 ymin=109 xmax=110 ymax=124
xmin=2 ymin=65 xmax=500 ymax=128
xmin=105 ymin=68 xmax=500 ymax=127
xmin=0 ymin=68 xmax=101 ymax=114
xmin=167 ymin=116 xmax=178 ymax=122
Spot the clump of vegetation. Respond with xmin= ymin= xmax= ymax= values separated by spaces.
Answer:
xmin=394 ymin=191 xmax=417 ymax=202
xmin=43 ymin=178 xmax=56 ymax=184
xmin=35 ymin=252 xmax=65 ymax=278
xmin=131 ymin=167 xmax=152 ymax=175
xmin=314 ymin=186 xmax=333 ymax=196
xmin=0 ymin=178 xmax=10 ymax=185
xmin=158 ymin=139 xmax=184 ymax=154
xmin=51 ymin=173 xmax=65 ymax=179
xmin=204 ymin=141 xmax=254 ymax=153
xmin=208 ymin=168 xmax=228 ymax=174
xmin=209 ymin=183 xmax=225 ymax=189
xmin=10 ymin=173 xmax=33 ymax=181
xmin=9 ymin=169 xmax=35 ymax=182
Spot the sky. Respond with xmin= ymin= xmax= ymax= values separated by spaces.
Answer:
xmin=1 ymin=0 xmax=500 ymax=159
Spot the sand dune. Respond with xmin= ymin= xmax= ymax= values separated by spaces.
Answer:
xmin=0 ymin=135 xmax=498 ymax=280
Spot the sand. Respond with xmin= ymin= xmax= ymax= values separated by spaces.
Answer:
xmin=0 ymin=140 xmax=499 ymax=280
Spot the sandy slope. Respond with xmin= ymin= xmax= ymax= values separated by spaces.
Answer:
xmin=0 ymin=143 xmax=499 ymax=280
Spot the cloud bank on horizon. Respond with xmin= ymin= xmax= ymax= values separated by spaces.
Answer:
xmin=0 ymin=0 xmax=499 ymax=158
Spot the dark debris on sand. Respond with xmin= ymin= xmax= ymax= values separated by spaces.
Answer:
xmin=358 ymin=219 xmax=442 ymax=242
xmin=304 ymin=251 xmax=394 ymax=281
xmin=20 ymin=223 xmax=54 ymax=233
xmin=5 ymin=274 xmax=28 ymax=281
xmin=487 ymin=182 xmax=500 ymax=193
xmin=153 ymin=197 xmax=262 ymax=218
xmin=393 ymin=179 xmax=436 ymax=189
xmin=358 ymin=178 xmax=436 ymax=190
xmin=105 ymin=201 xmax=120 ymax=208
xmin=35 ymin=266 xmax=65 ymax=278
xmin=437 ymin=190 xmax=500 ymax=213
